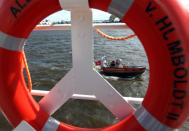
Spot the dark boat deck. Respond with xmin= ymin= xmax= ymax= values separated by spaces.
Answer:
xmin=100 ymin=66 xmax=146 ymax=78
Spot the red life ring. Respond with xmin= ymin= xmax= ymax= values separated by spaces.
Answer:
xmin=0 ymin=0 xmax=189 ymax=130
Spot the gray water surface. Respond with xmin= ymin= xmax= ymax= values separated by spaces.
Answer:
xmin=0 ymin=30 xmax=188 ymax=130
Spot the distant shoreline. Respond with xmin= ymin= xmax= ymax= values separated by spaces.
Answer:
xmin=34 ymin=23 xmax=128 ymax=31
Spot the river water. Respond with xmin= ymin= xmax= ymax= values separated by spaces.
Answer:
xmin=0 ymin=29 xmax=188 ymax=130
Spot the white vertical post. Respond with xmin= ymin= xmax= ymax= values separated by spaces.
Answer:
xmin=71 ymin=9 xmax=94 ymax=74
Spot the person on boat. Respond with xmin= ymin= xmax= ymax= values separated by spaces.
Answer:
xmin=115 ymin=59 xmax=123 ymax=68
xmin=101 ymin=56 xmax=108 ymax=67
xmin=110 ymin=60 xmax=116 ymax=67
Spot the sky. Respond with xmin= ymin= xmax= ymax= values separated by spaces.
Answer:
xmin=46 ymin=9 xmax=111 ymax=22
xmin=180 ymin=0 xmax=189 ymax=12
xmin=46 ymin=2 xmax=189 ymax=22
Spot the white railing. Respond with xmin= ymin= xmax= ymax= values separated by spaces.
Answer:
xmin=31 ymin=90 xmax=143 ymax=105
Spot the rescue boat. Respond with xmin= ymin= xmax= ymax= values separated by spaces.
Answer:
xmin=95 ymin=57 xmax=146 ymax=78
xmin=100 ymin=66 xmax=146 ymax=78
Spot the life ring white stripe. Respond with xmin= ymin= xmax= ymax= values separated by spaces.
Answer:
xmin=0 ymin=32 xmax=25 ymax=51
xmin=135 ymin=106 xmax=178 ymax=131
xmin=42 ymin=117 xmax=60 ymax=131
xmin=108 ymin=0 xmax=134 ymax=19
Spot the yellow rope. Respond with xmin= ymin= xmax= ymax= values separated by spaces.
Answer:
xmin=22 ymin=51 xmax=32 ymax=92
xmin=95 ymin=28 xmax=136 ymax=40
